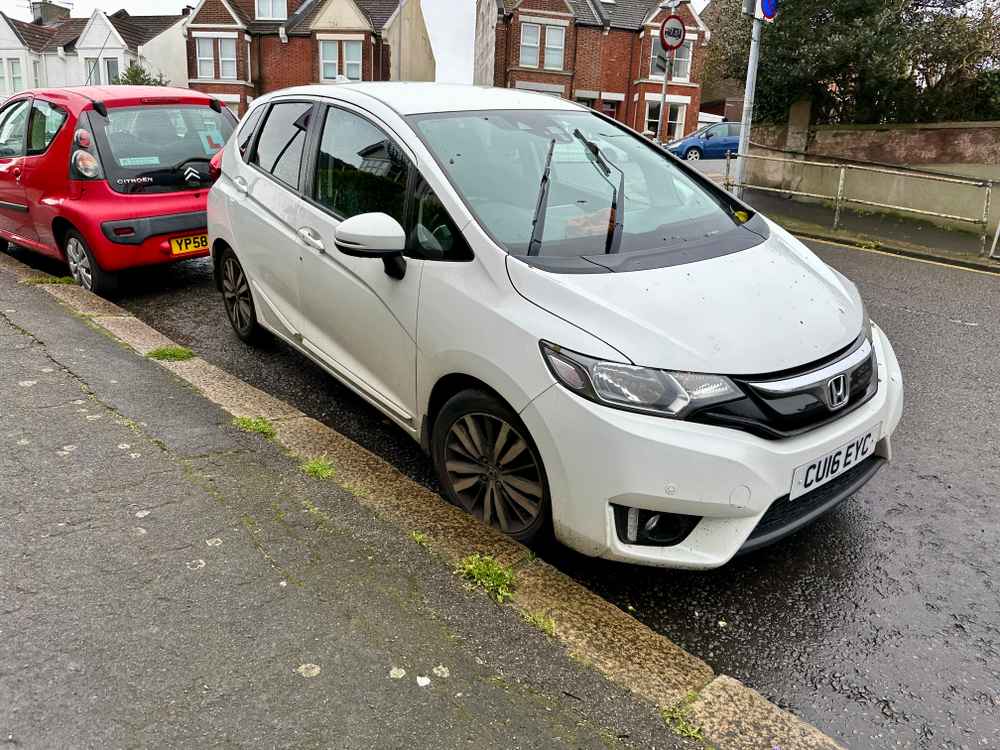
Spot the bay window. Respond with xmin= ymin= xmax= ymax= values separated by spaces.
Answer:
xmin=344 ymin=40 xmax=362 ymax=81
xmin=645 ymin=101 xmax=685 ymax=141
xmin=219 ymin=38 xmax=237 ymax=79
xmin=319 ymin=41 xmax=339 ymax=82
xmin=519 ymin=23 xmax=539 ymax=68
xmin=196 ymin=38 xmax=215 ymax=79
xmin=651 ymin=38 xmax=693 ymax=82
xmin=543 ymin=26 xmax=564 ymax=70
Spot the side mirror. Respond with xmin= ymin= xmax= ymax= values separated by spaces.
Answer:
xmin=334 ymin=212 xmax=408 ymax=279
xmin=704 ymin=131 xmax=715 ymax=139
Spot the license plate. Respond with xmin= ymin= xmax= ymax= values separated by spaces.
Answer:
xmin=170 ymin=234 xmax=208 ymax=255
xmin=790 ymin=423 xmax=881 ymax=500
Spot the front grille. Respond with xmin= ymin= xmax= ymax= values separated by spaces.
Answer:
xmin=689 ymin=333 xmax=878 ymax=439
xmin=739 ymin=455 xmax=885 ymax=554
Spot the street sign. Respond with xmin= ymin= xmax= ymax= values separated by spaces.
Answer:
xmin=760 ymin=0 xmax=778 ymax=21
xmin=659 ymin=15 xmax=686 ymax=51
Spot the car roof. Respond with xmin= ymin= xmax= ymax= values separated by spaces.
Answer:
xmin=265 ymin=83 xmax=583 ymax=116
xmin=14 ymin=85 xmax=217 ymax=113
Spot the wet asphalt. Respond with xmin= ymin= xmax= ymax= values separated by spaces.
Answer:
xmin=7 ymin=239 xmax=998 ymax=749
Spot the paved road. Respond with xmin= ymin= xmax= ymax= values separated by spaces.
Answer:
xmin=8 ymin=239 xmax=999 ymax=748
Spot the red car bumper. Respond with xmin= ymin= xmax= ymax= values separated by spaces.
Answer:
xmin=56 ymin=185 xmax=212 ymax=272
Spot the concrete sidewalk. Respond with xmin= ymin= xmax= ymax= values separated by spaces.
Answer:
xmin=742 ymin=189 xmax=1000 ymax=271
xmin=0 ymin=265 xmax=693 ymax=748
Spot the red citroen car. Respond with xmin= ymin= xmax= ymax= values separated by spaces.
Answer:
xmin=0 ymin=86 xmax=236 ymax=295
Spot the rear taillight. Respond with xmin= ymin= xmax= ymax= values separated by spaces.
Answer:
xmin=72 ymin=149 xmax=102 ymax=179
xmin=209 ymin=150 xmax=223 ymax=182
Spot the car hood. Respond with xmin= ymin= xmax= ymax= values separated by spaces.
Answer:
xmin=506 ymin=226 xmax=864 ymax=375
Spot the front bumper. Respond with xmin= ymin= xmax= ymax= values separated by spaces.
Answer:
xmin=519 ymin=324 xmax=904 ymax=569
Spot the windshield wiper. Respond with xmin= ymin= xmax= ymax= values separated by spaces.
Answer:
xmin=573 ymin=129 xmax=625 ymax=254
xmin=527 ymin=138 xmax=557 ymax=256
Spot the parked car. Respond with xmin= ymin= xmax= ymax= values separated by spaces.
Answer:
xmin=0 ymin=86 xmax=236 ymax=295
xmin=209 ymin=84 xmax=903 ymax=569
xmin=668 ymin=121 xmax=741 ymax=160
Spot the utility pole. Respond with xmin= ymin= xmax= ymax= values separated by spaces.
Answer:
xmin=734 ymin=0 xmax=775 ymax=198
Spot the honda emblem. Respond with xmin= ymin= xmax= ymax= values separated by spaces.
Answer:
xmin=827 ymin=374 xmax=849 ymax=410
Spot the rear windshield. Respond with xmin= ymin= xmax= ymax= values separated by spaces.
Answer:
xmin=89 ymin=104 xmax=235 ymax=194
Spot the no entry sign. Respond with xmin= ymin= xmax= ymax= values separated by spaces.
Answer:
xmin=659 ymin=15 xmax=686 ymax=51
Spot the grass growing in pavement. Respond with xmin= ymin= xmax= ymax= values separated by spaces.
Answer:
xmin=22 ymin=274 xmax=76 ymax=285
xmin=661 ymin=692 xmax=707 ymax=743
xmin=409 ymin=530 xmax=430 ymax=548
xmin=233 ymin=416 xmax=276 ymax=439
xmin=522 ymin=610 xmax=556 ymax=637
xmin=456 ymin=553 xmax=516 ymax=604
xmin=147 ymin=345 xmax=195 ymax=362
xmin=300 ymin=455 xmax=336 ymax=479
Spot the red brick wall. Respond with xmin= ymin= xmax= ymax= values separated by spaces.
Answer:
xmin=192 ymin=0 xmax=237 ymax=25
xmin=257 ymin=35 xmax=315 ymax=90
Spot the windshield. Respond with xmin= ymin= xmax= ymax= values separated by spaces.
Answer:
xmin=410 ymin=109 xmax=740 ymax=260
xmin=89 ymin=104 xmax=235 ymax=194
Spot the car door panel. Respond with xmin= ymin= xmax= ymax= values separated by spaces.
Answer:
xmin=0 ymin=98 xmax=32 ymax=243
xmin=295 ymin=104 xmax=421 ymax=429
xmin=230 ymin=101 xmax=314 ymax=337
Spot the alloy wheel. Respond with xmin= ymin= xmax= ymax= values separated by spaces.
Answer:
xmin=686 ymin=149 xmax=701 ymax=160
xmin=222 ymin=256 xmax=253 ymax=333
xmin=444 ymin=413 xmax=544 ymax=535
xmin=66 ymin=237 xmax=93 ymax=290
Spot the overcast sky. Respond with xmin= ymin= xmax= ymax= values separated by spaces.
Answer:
xmin=7 ymin=1 xmax=711 ymax=83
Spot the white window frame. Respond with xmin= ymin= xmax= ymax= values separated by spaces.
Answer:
xmin=32 ymin=59 xmax=43 ymax=87
xmin=219 ymin=38 xmax=237 ymax=79
xmin=519 ymin=23 xmax=540 ymax=68
xmin=650 ymin=39 xmax=693 ymax=83
xmin=543 ymin=25 xmax=564 ymax=71
xmin=319 ymin=40 xmax=339 ymax=82
xmin=196 ymin=38 xmax=215 ymax=79
xmin=255 ymin=0 xmax=287 ymax=21
xmin=343 ymin=40 xmax=362 ymax=81
xmin=104 ymin=57 xmax=119 ymax=84
xmin=644 ymin=101 xmax=686 ymax=140
xmin=84 ymin=57 xmax=99 ymax=85
xmin=0 ymin=61 xmax=6 ymax=95
xmin=9 ymin=59 xmax=24 ymax=92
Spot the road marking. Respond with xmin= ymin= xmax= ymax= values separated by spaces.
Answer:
xmin=802 ymin=236 xmax=1000 ymax=277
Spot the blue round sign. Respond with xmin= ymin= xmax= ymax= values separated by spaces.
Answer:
xmin=761 ymin=0 xmax=778 ymax=20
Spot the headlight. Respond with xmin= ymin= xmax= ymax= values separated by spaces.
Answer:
xmin=540 ymin=341 xmax=741 ymax=418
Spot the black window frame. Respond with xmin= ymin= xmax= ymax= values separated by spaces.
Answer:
xmin=245 ymin=98 xmax=319 ymax=194
xmin=235 ymin=101 xmax=267 ymax=163
xmin=26 ymin=97 xmax=69 ymax=157
xmin=300 ymin=101 xmax=474 ymax=263
xmin=0 ymin=96 xmax=32 ymax=159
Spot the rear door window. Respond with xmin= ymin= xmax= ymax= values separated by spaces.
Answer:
xmin=251 ymin=102 xmax=313 ymax=189
xmin=89 ymin=104 xmax=236 ymax=193
xmin=27 ymin=100 xmax=67 ymax=156
xmin=236 ymin=104 xmax=265 ymax=161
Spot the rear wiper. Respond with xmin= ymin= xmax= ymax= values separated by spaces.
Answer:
xmin=573 ymin=129 xmax=625 ymax=254
xmin=527 ymin=138 xmax=557 ymax=256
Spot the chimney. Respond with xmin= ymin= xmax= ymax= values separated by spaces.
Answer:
xmin=31 ymin=1 xmax=71 ymax=25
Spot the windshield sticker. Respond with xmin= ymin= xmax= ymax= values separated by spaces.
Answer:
xmin=119 ymin=156 xmax=161 ymax=167
xmin=198 ymin=128 xmax=225 ymax=154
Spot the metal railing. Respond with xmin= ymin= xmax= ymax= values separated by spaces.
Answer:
xmin=723 ymin=151 xmax=1000 ymax=258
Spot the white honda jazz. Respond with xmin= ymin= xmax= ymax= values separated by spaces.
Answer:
xmin=208 ymin=83 xmax=903 ymax=569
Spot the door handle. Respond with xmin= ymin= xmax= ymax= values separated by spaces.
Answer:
xmin=233 ymin=175 xmax=248 ymax=193
xmin=297 ymin=227 xmax=325 ymax=253
xmin=12 ymin=166 xmax=22 ymax=182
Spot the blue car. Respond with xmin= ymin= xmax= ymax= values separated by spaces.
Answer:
xmin=667 ymin=122 xmax=741 ymax=161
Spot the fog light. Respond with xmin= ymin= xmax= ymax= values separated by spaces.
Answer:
xmin=613 ymin=505 xmax=702 ymax=547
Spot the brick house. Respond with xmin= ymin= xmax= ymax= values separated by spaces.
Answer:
xmin=184 ymin=0 xmax=434 ymax=115
xmin=474 ymin=0 xmax=711 ymax=141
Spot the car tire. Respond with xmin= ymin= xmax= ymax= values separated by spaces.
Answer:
xmin=64 ymin=230 xmax=116 ymax=296
xmin=432 ymin=389 xmax=551 ymax=543
xmin=685 ymin=147 xmax=703 ymax=161
xmin=219 ymin=247 xmax=266 ymax=344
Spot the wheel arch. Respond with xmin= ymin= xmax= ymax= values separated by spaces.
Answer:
xmin=420 ymin=373 xmax=517 ymax=453
xmin=51 ymin=217 xmax=78 ymax=260
xmin=211 ymin=238 xmax=232 ymax=292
